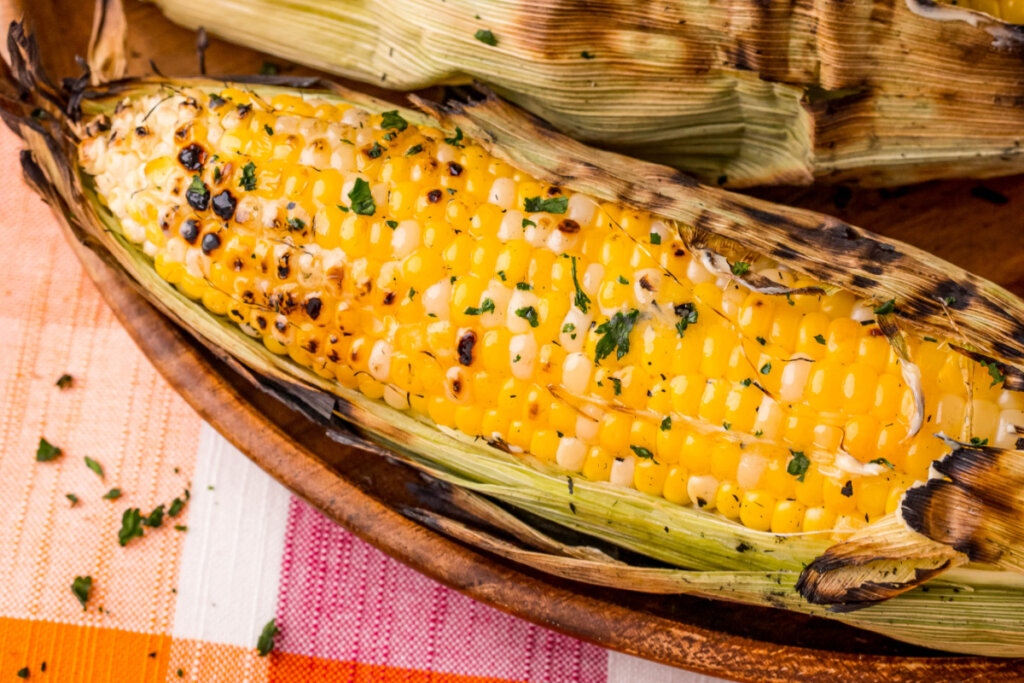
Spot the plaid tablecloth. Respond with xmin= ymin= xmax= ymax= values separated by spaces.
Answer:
xmin=0 ymin=127 xmax=725 ymax=682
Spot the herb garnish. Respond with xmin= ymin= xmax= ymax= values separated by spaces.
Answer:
xmin=405 ymin=144 xmax=423 ymax=157
xmin=570 ymin=256 xmax=590 ymax=313
xmin=660 ymin=416 xmax=672 ymax=431
xmin=380 ymin=110 xmax=408 ymax=132
xmin=873 ymin=299 xmax=896 ymax=315
xmin=36 ymin=437 xmax=62 ymax=462
xmin=649 ymin=232 xmax=661 ymax=245
xmin=347 ymin=178 xmax=376 ymax=215
xmin=464 ymin=298 xmax=496 ymax=316
xmin=814 ymin=334 xmax=826 ymax=345
xmin=71 ymin=575 xmax=93 ymax=610
xmin=474 ymin=29 xmax=498 ymax=46
xmin=444 ymin=127 xmax=464 ymax=147
xmin=760 ymin=361 xmax=772 ymax=374
xmin=515 ymin=306 xmax=540 ymax=327
xmin=56 ymin=374 xmax=73 ymax=389
xmin=524 ymin=196 xmax=568 ymax=214
xmin=102 ymin=488 xmax=122 ymax=500
xmin=673 ymin=303 xmax=698 ymax=337
xmin=970 ymin=437 xmax=989 ymax=447
xmin=630 ymin=445 xmax=655 ymax=461
xmin=787 ymin=450 xmax=809 ymax=481
xmin=595 ymin=309 xmax=639 ymax=362
xmin=730 ymin=261 xmax=750 ymax=276
xmin=256 ymin=619 xmax=279 ymax=657
xmin=869 ymin=457 xmax=895 ymax=469
xmin=980 ymin=360 xmax=1005 ymax=387
xmin=240 ymin=162 xmax=258 ymax=191
xmin=66 ymin=493 xmax=79 ymax=506
xmin=117 ymin=508 xmax=144 ymax=546
xmin=84 ymin=456 xmax=104 ymax=478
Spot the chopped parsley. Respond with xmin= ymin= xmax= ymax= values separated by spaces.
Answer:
xmin=673 ymin=303 xmax=698 ymax=337
xmin=786 ymin=450 xmax=809 ymax=481
xmin=102 ymin=488 xmax=122 ymax=500
xmin=168 ymin=496 xmax=186 ymax=517
xmin=366 ymin=142 xmax=384 ymax=159
xmin=286 ymin=217 xmax=306 ymax=231
xmin=257 ymin=619 xmax=280 ymax=656
xmin=522 ymin=218 xmax=536 ymax=229
xmin=56 ymin=373 xmax=73 ymax=389
xmin=498 ymin=270 xmax=507 ymax=281
xmin=660 ymin=416 xmax=672 ymax=431
xmin=740 ymin=378 xmax=752 ymax=387
xmin=444 ymin=127 xmax=464 ymax=147
xmin=943 ymin=296 xmax=957 ymax=306
xmin=240 ymin=162 xmax=258 ymax=191
xmin=814 ymin=334 xmax=826 ymax=345
xmin=263 ymin=124 xmax=274 ymax=136
xmin=71 ymin=575 xmax=93 ymax=610
xmin=143 ymin=505 xmax=165 ymax=528
xmin=755 ymin=336 xmax=766 ymax=346
xmin=36 ymin=437 xmax=62 ymax=462
xmin=516 ymin=282 xmax=532 ymax=291
xmin=337 ymin=205 xmax=349 ymax=213
xmin=594 ymin=309 xmax=639 ymax=362
xmin=66 ymin=493 xmax=79 ymax=506
xmin=722 ymin=421 xmax=731 ymax=430
xmin=84 ymin=456 xmax=104 ymax=478
xmin=730 ymin=261 xmax=750 ymax=276
xmin=515 ymin=306 xmax=540 ymax=327
xmin=562 ymin=322 xmax=576 ymax=334
xmin=347 ymin=177 xmax=376 ymax=215
xmin=405 ymin=144 xmax=423 ymax=157
xmin=630 ymin=445 xmax=655 ymax=461
xmin=873 ymin=299 xmax=896 ymax=316
xmin=117 ymin=508 xmax=144 ymax=546
xmin=760 ymin=361 xmax=772 ymax=374
xmin=981 ymin=360 xmax=1006 ymax=387
xmin=474 ymin=29 xmax=498 ymax=46
xmin=570 ymin=257 xmax=590 ymax=313
xmin=869 ymin=457 xmax=895 ymax=469
xmin=608 ymin=377 xmax=622 ymax=395
xmin=524 ymin=195 xmax=568 ymax=214
xmin=386 ymin=220 xmax=399 ymax=229
xmin=923 ymin=336 xmax=938 ymax=343
xmin=649 ymin=232 xmax=661 ymax=245
xmin=213 ymin=166 xmax=222 ymax=183
xmin=188 ymin=174 xmax=208 ymax=198
xmin=970 ymin=437 xmax=989 ymax=447
xmin=408 ymin=287 xmax=417 ymax=300
xmin=754 ymin=430 xmax=763 ymax=437
xmin=617 ymin=275 xmax=628 ymax=285
xmin=464 ymin=298 xmax=496 ymax=316
xmin=380 ymin=110 xmax=408 ymax=132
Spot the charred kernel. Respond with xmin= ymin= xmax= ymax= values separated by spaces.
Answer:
xmin=135 ymin=126 xmax=149 ymax=137
xmin=304 ymin=296 xmax=322 ymax=320
xmin=177 ymin=143 xmax=206 ymax=171
xmin=186 ymin=182 xmax=210 ymax=211
xmin=275 ymin=318 xmax=287 ymax=332
xmin=457 ymin=330 xmax=477 ymax=366
xmin=277 ymin=253 xmax=291 ymax=279
xmin=427 ymin=189 xmax=443 ymax=203
xmin=201 ymin=232 xmax=221 ymax=254
xmin=546 ymin=186 xmax=562 ymax=196
xmin=447 ymin=161 xmax=463 ymax=176
xmin=237 ymin=103 xmax=252 ymax=117
xmin=211 ymin=190 xmax=237 ymax=220
xmin=256 ymin=315 xmax=267 ymax=329
xmin=556 ymin=219 xmax=580 ymax=234
xmin=382 ymin=291 xmax=397 ymax=305
xmin=179 ymin=218 xmax=200 ymax=244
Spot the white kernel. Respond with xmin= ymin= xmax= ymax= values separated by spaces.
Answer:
xmin=686 ymin=256 xmax=714 ymax=285
xmin=633 ymin=268 xmax=663 ymax=306
xmin=383 ymin=385 xmax=410 ymax=411
xmin=497 ymin=210 xmax=525 ymax=241
xmin=546 ymin=225 xmax=579 ymax=254
xmin=567 ymin=193 xmax=596 ymax=227
xmin=582 ymin=263 xmax=604 ymax=295
xmin=507 ymin=289 xmax=539 ymax=333
xmin=562 ymin=352 xmax=592 ymax=395
xmin=480 ymin=281 xmax=511 ymax=328
xmin=422 ymin=279 xmax=452 ymax=319
xmin=575 ymin=415 xmax=599 ymax=441
xmin=341 ymin=108 xmax=368 ymax=127
xmin=996 ymin=409 xmax=1024 ymax=449
xmin=609 ymin=456 xmax=636 ymax=487
xmin=687 ymin=475 xmax=719 ymax=509
xmin=556 ymin=438 xmax=587 ymax=472
xmin=752 ymin=396 xmax=784 ymax=440
xmin=368 ymin=340 xmax=393 ymax=382
xmin=559 ymin=308 xmax=591 ymax=353
xmin=737 ymin=453 xmax=768 ymax=490
xmin=524 ymin=215 xmax=551 ymax=247
xmin=509 ymin=334 xmax=537 ymax=380
xmin=489 ymin=177 xmax=516 ymax=208
xmin=391 ymin=219 xmax=421 ymax=258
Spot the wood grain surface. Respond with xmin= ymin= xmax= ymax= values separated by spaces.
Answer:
xmin=11 ymin=0 xmax=1024 ymax=679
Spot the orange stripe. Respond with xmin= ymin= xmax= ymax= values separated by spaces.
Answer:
xmin=269 ymin=650 xmax=526 ymax=683
xmin=0 ymin=617 xmax=171 ymax=682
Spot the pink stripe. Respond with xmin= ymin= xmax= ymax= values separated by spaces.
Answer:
xmin=275 ymin=497 xmax=607 ymax=682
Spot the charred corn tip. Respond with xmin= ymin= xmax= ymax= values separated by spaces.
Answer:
xmin=79 ymin=85 xmax=1024 ymax=539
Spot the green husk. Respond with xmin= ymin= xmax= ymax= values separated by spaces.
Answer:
xmin=148 ymin=0 xmax=1024 ymax=187
xmin=8 ymin=63 xmax=1024 ymax=655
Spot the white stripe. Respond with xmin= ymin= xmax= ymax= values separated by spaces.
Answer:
xmin=607 ymin=651 xmax=731 ymax=683
xmin=171 ymin=423 xmax=291 ymax=647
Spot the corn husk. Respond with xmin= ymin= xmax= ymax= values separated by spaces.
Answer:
xmin=6 ymin=20 xmax=1024 ymax=657
xmin=147 ymin=0 xmax=1024 ymax=188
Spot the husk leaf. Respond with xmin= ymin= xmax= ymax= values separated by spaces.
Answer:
xmin=149 ymin=0 xmax=1024 ymax=187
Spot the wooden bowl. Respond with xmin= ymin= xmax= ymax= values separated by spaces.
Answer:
xmin=14 ymin=0 xmax=1024 ymax=679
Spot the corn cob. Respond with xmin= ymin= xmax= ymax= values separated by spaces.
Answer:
xmin=78 ymin=86 xmax=1024 ymax=540
xmin=148 ymin=0 xmax=1024 ymax=187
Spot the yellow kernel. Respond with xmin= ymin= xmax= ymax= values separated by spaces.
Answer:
xmin=663 ymin=465 xmax=690 ymax=504
xmin=598 ymin=412 xmax=633 ymax=454
xmin=710 ymin=440 xmax=742 ymax=482
xmin=582 ymin=446 xmax=613 ymax=481
xmin=634 ymin=459 xmax=668 ymax=496
xmin=803 ymin=506 xmax=837 ymax=534
xmin=771 ymin=499 xmax=806 ymax=534
xmin=530 ymin=429 xmax=561 ymax=463
xmin=740 ymin=489 xmax=776 ymax=531
xmin=716 ymin=481 xmax=743 ymax=520
xmin=822 ymin=477 xmax=857 ymax=514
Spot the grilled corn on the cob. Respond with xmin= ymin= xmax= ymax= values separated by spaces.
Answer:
xmin=79 ymin=87 xmax=1023 ymax=539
